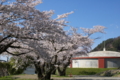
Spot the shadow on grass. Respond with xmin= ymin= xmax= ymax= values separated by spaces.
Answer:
xmin=78 ymin=71 xmax=96 ymax=75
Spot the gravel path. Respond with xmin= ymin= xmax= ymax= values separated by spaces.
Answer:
xmin=12 ymin=74 xmax=38 ymax=79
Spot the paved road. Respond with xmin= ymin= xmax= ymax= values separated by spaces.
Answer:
xmin=13 ymin=74 xmax=120 ymax=80
xmin=53 ymin=77 xmax=120 ymax=80
xmin=53 ymin=75 xmax=120 ymax=80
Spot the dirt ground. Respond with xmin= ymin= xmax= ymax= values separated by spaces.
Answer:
xmin=12 ymin=74 xmax=72 ymax=80
xmin=113 ymin=74 xmax=120 ymax=77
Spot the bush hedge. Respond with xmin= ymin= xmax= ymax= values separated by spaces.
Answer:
xmin=0 ymin=62 xmax=25 ymax=75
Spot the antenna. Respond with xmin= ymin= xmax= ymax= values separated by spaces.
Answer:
xmin=103 ymin=33 xmax=106 ymax=51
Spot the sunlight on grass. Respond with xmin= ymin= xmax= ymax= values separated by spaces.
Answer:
xmin=66 ymin=68 xmax=117 ymax=75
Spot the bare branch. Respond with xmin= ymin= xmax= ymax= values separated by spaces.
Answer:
xmin=0 ymin=35 xmax=11 ymax=43
xmin=6 ymin=50 xmax=31 ymax=56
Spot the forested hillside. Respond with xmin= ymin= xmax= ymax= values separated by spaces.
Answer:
xmin=92 ymin=36 xmax=120 ymax=52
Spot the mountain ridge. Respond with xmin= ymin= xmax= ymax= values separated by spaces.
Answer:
xmin=92 ymin=36 xmax=120 ymax=52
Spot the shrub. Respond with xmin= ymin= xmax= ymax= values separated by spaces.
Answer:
xmin=0 ymin=62 xmax=25 ymax=75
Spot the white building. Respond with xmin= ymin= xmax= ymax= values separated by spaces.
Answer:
xmin=71 ymin=51 xmax=120 ymax=68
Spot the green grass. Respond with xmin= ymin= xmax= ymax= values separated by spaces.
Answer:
xmin=0 ymin=76 xmax=13 ymax=80
xmin=0 ymin=76 xmax=35 ymax=80
xmin=66 ymin=68 xmax=117 ymax=75
xmin=0 ymin=68 xmax=117 ymax=80
xmin=51 ymin=75 xmax=70 ymax=78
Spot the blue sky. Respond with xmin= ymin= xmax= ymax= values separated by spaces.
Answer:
xmin=36 ymin=0 xmax=120 ymax=49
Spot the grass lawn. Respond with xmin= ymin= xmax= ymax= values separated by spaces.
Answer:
xmin=0 ymin=74 xmax=38 ymax=80
xmin=0 ymin=68 xmax=117 ymax=80
xmin=66 ymin=68 xmax=117 ymax=75
xmin=0 ymin=74 xmax=71 ymax=80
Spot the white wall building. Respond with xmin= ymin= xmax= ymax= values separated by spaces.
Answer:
xmin=71 ymin=51 xmax=120 ymax=68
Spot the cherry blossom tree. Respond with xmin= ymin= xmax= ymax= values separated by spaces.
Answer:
xmin=23 ymin=12 xmax=74 ymax=80
xmin=0 ymin=0 xmax=74 ymax=79
xmin=0 ymin=0 xmax=106 ymax=80
xmin=56 ymin=25 xmax=105 ymax=76
xmin=12 ymin=25 xmax=105 ymax=80
xmin=0 ymin=0 xmax=43 ymax=55
xmin=0 ymin=0 xmax=64 ymax=56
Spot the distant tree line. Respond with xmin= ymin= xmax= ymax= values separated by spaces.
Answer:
xmin=92 ymin=36 xmax=120 ymax=52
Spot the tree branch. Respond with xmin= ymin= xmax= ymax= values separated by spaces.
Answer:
xmin=0 ymin=35 xmax=11 ymax=43
xmin=6 ymin=50 xmax=31 ymax=56
xmin=0 ymin=40 xmax=17 ymax=54
xmin=57 ymin=47 xmax=68 ymax=53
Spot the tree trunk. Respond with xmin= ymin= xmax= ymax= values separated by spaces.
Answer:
xmin=34 ymin=63 xmax=43 ymax=80
xmin=42 ymin=72 xmax=51 ymax=80
xmin=34 ymin=63 xmax=54 ymax=80
xmin=37 ymin=70 xmax=52 ymax=80
xmin=57 ymin=66 xmax=66 ymax=76
xmin=52 ymin=69 xmax=56 ymax=75
xmin=57 ymin=54 xmax=72 ymax=76
xmin=57 ymin=58 xmax=71 ymax=76
xmin=35 ymin=67 xmax=43 ymax=80
xmin=34 ymin=55 xmax=58 ymax=80
xmin=37 ymin=71 xmax=43 ymax=80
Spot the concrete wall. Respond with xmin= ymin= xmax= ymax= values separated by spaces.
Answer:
xmin=105 ymin=58 xmax=120 ymax=68
xmin=72 ymin=59 xmax=98 ymax=68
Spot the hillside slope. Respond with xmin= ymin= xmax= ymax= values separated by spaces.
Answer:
xmin=92 ymin=36 xmax=120 ymax=52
